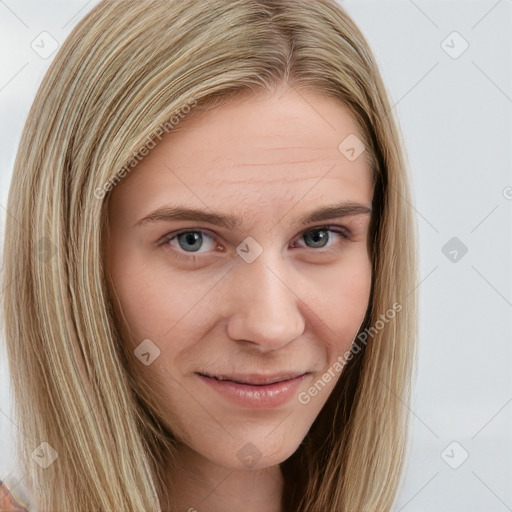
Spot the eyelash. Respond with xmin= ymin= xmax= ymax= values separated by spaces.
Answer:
xmin=158 ymin=225 xmax=351 ymax=263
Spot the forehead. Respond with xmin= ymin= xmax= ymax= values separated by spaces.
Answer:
xmin=163 ymin=88 xmax=370 ymax=173
xmin=112 ymin=88 xmax=373 ymax=221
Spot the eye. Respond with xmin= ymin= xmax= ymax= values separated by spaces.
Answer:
xmin=290 ymin=226 xmax=350 ymax=251
xmin=161 ymin=229 xmax=219 ymax=256
xmin=159 ymin=225 xmax=350 ymax=261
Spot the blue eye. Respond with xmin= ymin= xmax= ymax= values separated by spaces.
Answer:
xmin=293 ymin=227 xmax=349 ymax=250
xmin=160 ymin=226 xmax=350 ymax=262
xmin=162 ymin=230 xmax=217 ymax=254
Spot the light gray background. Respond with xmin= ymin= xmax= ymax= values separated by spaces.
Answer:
xmin=1 ymin=1 xmax=511 ymax=511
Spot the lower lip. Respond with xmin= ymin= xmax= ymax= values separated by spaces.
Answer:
xmin=197 ymin=373 xmax=308 ymax=409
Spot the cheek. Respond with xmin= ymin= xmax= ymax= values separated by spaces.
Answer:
xmin=316 ymin=251 xmax=371 ymax=321
xmin=295 ymin=255 xmax=371 ymax=406
xmin=107 ymin=246 xmax=210 ymax=347
xmin=339 ymin=260 xmax=372 ymax=316
xmin=310 ymin=252 xmax=372 ymax=355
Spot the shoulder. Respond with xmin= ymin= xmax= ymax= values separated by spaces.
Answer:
xmin=0 ymin=478 xmax=29 ymax=511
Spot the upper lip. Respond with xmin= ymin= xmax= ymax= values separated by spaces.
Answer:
xmin=197 ymin=371 xmax=309 ymax=386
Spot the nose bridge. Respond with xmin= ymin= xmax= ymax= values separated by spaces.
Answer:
xmin=225 ymin=245 xmax=305 ymax=349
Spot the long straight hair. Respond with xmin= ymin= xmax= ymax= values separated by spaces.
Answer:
xmin=2 ymin=1 xmax=418 ymax=510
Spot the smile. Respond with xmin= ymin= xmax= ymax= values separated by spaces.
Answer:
xmin=196 ymin=372 xmax=310 ymax=408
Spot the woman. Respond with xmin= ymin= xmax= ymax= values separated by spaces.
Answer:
xmin=1 ymin=0 xmax=417 ymax=510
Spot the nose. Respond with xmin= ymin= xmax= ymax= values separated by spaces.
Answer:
xmin=224 ymin=253 xmax=306 ymax=352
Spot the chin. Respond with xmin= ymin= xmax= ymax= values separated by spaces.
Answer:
xmin=207 ymin=435 xmax=303 ymax=471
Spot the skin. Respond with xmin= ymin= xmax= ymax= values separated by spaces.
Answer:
xmin=105 ymin=84 xmax=373 ymax=512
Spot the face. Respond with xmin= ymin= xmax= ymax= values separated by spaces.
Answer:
xmin=105 ymin=86 xmax=373 ymax=472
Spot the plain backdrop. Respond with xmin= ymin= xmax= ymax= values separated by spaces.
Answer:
xmin=0 ymin=1 xmax=511 ymax=511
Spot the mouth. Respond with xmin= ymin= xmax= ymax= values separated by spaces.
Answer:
xmin=196 ymin=371 xmax=309 ymax=386
xmin=196 ymin=371 xmax=312 ymax=409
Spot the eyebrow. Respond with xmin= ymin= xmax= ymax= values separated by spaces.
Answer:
xmin=134 ymin=202 xmax=371 ymax=230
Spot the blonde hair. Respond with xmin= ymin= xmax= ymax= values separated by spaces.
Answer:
xmin=2 ymin=0 xmax=418 ymax=510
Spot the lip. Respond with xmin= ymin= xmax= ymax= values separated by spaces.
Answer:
xmin=199 ymin=371 xmax=307 ymax=386
xmin=196 ymin=372 xmax=309 ymax=409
